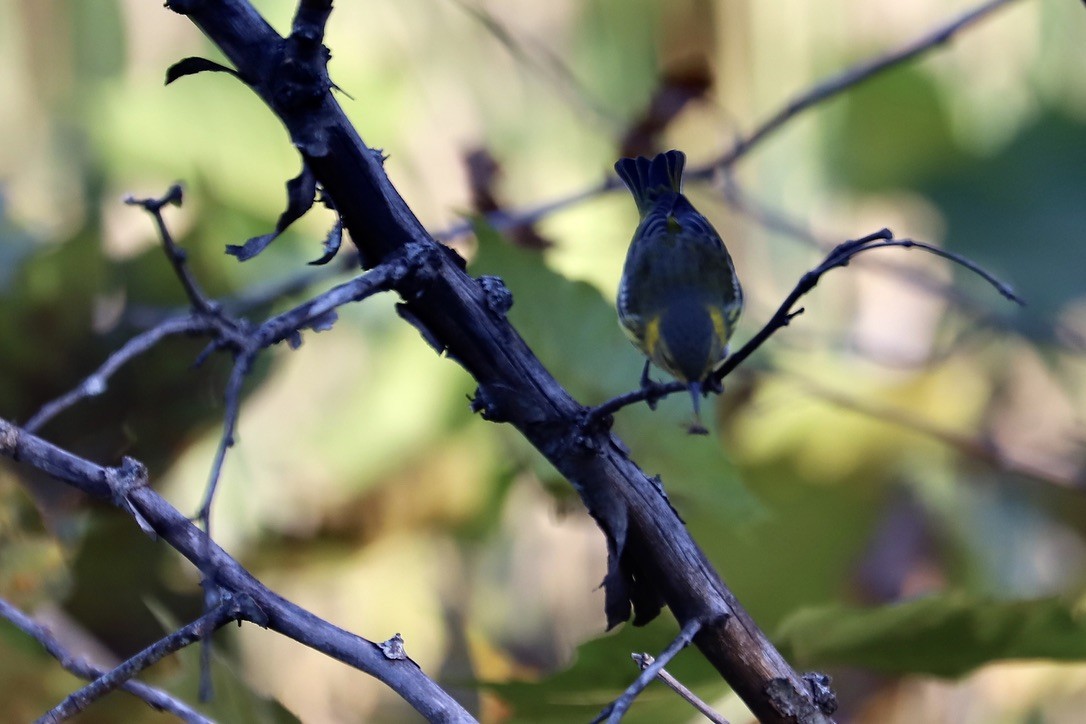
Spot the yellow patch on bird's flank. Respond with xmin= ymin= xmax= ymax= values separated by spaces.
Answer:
xmin=644 ymin=315 xmax=661 ymax=358
xmin=708 ymin=306 xmax=730 ymax=348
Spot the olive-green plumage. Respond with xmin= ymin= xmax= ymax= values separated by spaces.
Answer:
xmin=615 ymin=150 xmax=743 ymax=432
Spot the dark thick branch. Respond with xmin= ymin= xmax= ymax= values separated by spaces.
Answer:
xmin=164 ymin=2 xmax=829 ymax=721
xmin=0 ymin=418 xmax=474 ymax=723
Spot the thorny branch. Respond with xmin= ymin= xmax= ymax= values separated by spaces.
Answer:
xmin=163 ymin=1 xmax=838 ymax=721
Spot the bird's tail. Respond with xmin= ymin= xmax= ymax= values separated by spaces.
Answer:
xmin=615 ymin=150 xmax=686 ymax=215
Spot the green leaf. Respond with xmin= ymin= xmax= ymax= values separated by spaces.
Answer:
xmin=776 ymin=594 xmax=1086 ymax=678
xmin=922 ymin=113 xmax=1086 ymax=327
xmin=828 ymin=67 xmax=964 ymax=191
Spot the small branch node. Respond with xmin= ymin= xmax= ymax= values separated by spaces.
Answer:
xmin=379 ymin=633 xmax=407 ymax=661
xmin=803 ymin=672 xmax=838 ymax=715
xmin=478 ymin=275 xmax=514 ymax=317
xmin=106 ymin=457 xmax=154 ymax=538
xmin=0 ymin=419 xmax=18 ymax=455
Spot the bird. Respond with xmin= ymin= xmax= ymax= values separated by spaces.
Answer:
xmin=615 ymin=150 xmax=743 ymax=434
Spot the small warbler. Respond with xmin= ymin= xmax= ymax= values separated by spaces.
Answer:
xmin=615 ymin=150 xmax=743 ymax=433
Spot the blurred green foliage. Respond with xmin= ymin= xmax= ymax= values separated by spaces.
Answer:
xmin=0 ymin=0 xmax=1084 ymax=722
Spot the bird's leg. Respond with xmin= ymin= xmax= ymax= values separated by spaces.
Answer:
xmin=639 ymin=360 xmax=663 ymax=411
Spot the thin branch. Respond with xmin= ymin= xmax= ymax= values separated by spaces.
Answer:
xmin=585 ymin=229 xmax=1023 ymax=424
xmin=254 ymin=263 xmax=399 ymax=347
xmin=125 ymin=185 xmax=217 ymax=315
xmin=592 ymin=618 xmax=706 ymax=724
xmin=779 ymin=368 xmax=1083 ymax=491
xmin=433 ymin=0 xmax=1023 ymax=242
xmin=0 ymin=417 xmax=475 ymax=722
xmin=719 ymin=151 xmax=1082 ymax=359
xmin=168 ymin=1 xmax=836 ymax=718
xmin=0 ymin=598 xmax=212 ymax=724
xmin=39 ymin=598 xmax=256 ymax=723
xmin=448 ymin=0 xmax=620 ymax=131
xmin=631 ymin=652 xmax=729 ymax=724
xmin=695 ymin=0 xmax=1024 ymax=176
xmin=23 ymin=316 xmax=209 ymax=434
xmin=194 ymin=353 xmax=252 ymax=528
xmin=193 ymin=263 xmax=399 ymax=527
xmin=228 ymin=250 xmax=359 ymax=316
xmin=717 ymin=175 xmax=996 ymax=318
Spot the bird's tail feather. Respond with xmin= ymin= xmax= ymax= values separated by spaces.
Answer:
xmin=615 ymin=150 xmax=686 ymax=215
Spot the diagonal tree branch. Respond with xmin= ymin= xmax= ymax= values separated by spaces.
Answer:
xmin=0 ymin=417 xmax=475 ymax=723
xmin=433 ymin=0 xmax=1025 ymax=241
xmin=163 ymin=1 xmax=833 ymax=721
xmin=0 ymin=598 xmax=212 ymax=724
xmin=593 ymin=617 xmax=707 ymax=724
xmin=39 ymin=597 xmax=259 ymax=723
xmin=631 ymin=651 xmax=729 ymax=724
xmin=695 ymin=0 xmax=1024 ymax=176
xmin=23 ymin=316 xmax=211 ymax=434
xmin=586 ymin=229 xmax=1022 ymax=424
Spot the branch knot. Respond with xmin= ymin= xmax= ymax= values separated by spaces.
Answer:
xmin=106 ymin=457 xmax=155 ymax=538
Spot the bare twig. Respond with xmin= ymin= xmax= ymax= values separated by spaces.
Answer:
xmin=0 ymin=417 xmax=475 ymax=722
xmin=719 ymin=176 xmax=1085 ymax=355
xmin=0 ymin=598 xmax=212 ymax=724
xmin=780 ymin=368 xmax=1083 ymax=491
xmin=586 ymin=229 xmax=1023 ymax=425
xmin=229 ymin=250 xmax=359 ymax=316
xmin=695 ymin=0 xmax=1024 ymax=176
xmin=167 ymin=1 xmax=835 ymax=718
xmin=125 ymin=185 xmax=217 ymax=315
xmin=194 ymin=262 xmax=400 ymax=528
xmin=592 ymin=618 xmax=706 ymax=724
xmin=433 ymin=0 xmax=1023 ymax=242
xmin=23 ymin=316 xmax=209 ymax=434
xmin=448 ymin=0 xmax=619 ymax=130
xmin=39 ymin=597 xmax=259 ymax=723
xmin=632 ymin=652 xmax=729 ymax=724
xmin=194 ymin=354 xmax=252 ymax=528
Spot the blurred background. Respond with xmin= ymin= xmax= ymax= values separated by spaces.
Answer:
xmin=1 ymin=0 xmax=1084 ymax=721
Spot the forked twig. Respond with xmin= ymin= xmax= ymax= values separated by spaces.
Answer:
xmin=0 ymin=598 xmax=211 ymax=724
xmin=591 ymin=618 xmax=707 ymax=724
xmin=585 ymin=229 xmax=1023 ymax=425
